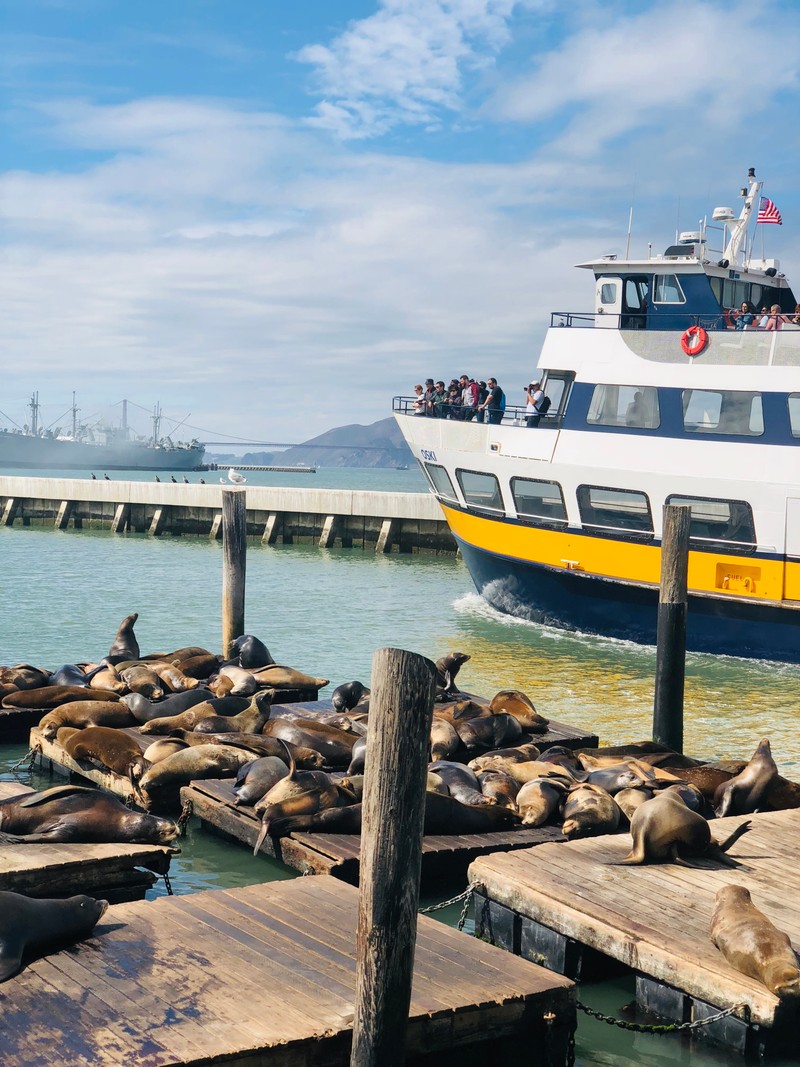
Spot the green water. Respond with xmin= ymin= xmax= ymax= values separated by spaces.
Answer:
xmin=1 ymin=509 xmax=799 ymax=1065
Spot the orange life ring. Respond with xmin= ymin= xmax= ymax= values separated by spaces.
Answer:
xmin=681 ymin=326 xmax=708 ymax=356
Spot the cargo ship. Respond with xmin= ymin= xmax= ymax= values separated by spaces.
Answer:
xmin=395 ymin=168 xmax=800 ymax=662
xmin=0 ymin=395 xmax=205 ymax=471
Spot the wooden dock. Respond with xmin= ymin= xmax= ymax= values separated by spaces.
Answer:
xmin=0 ymin=875 xmax=575 ymax=1066
xmin=182 ymin=778 xmax=565 ymax=888
xmin=469 ymin=808 xmax=800 ymax=1054
xmin=0 ymin=783 xmax=175 ymax=903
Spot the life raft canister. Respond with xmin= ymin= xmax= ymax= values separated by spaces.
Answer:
xmin=681 ymin=326 xmax=708 ymax=356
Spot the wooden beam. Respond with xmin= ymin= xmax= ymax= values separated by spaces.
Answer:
xmin=221 ymin=488 xmax=246 ymax=659
xmin=209 ymin=513 xmax=223 ymax=539
xmin=375 ymin=518 xmax=396 ymax=554
xmin=55 ymin=500 xmax=74 ymax=529
xmin=319 ymin=515 xmax=338 ymax=548
xmin=148 ymin=507 xmax=168 ymax=536
xmin=2 ymin=498 xmax=19 ymax=526
xmin=111 ymin=503 xmax=130 ymax=534
xmin=262 ymin=512 xmax=281 ymax=544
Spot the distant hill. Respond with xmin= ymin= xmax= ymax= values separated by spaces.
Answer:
xmin=208 ymin=417 xmax=414 ymax=469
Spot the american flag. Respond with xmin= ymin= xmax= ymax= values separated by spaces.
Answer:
xmin=757 ymin=196 xmax=782 ymax=225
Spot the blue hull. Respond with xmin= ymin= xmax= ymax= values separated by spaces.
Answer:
xmin=457 ymin=538 xmax=800 ymax=663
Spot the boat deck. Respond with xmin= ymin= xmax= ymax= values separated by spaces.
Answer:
xmin=469 ymin=808 xmax=800 ymax=1053
xmin=0 ymin=876 xmax=575 ymax=1066
xmin=0 ymin=782 xmax=175 ymax=903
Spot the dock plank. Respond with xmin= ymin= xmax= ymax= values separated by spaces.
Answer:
xmin=0 ymin=876 xmax=574 ymax=1066
xmin=470 ymin=808 xmax=800 ymax=1028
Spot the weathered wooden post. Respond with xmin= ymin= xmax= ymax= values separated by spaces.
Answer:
xmin=221 ymin=488 xmax=246 ymax=659
xmin=653 ymin=503 xmax=691 ymax=753
xmin=350 ymin=647 xmax=437 ymax=1067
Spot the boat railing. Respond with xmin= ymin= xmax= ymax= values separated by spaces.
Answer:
xmin=550 ymin=311 xmax=729 ymax=330
xmin=392 ymin=397 xmax=562 ymax=428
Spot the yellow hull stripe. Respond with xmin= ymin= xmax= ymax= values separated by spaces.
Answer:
xmin=441 ymin=504 xmax=791 ymax=603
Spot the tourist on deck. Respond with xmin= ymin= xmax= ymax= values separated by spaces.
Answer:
xmin=734 ymin=302 xmax=755 ymax=331
xmin=525 ymin=381 xmax=545 ymax=427
xmin=460 ymin=375 xmax=478 ymax=421
xmin=430 ymin=380 xmax=448 ymax=418
xmin=447 ymin=382 xmax=463 ymax=419
xmin=480 ymin=378 xmax=506 ymax=424
xmin=764 ymin=304 xmax=785 ymax=331
xmin=474 ymin=381 xmax=488 ymax=423
xmin=412 ymin=384 xmax=426 ymax=415
xmin=424 ymin=378 xmax=436 ymax=414
xmin=791 ymin=304 xmax=800 ymax=325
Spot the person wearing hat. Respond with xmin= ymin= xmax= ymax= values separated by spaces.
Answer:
xmin=430 ymin=380 xmax=448 ymax=418
xmin=424 ymin=378 xmax=436 ymax=415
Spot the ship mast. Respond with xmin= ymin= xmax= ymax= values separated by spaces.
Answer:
xmin=71 ymin=392 xmax=79 ymax=439
xmin=151 ymin=403 xmax=162 ymax=444
xmin=722 ymin=167 xmax=762 ymax=268
xmin=122 ymin=399 xmax=128 ymax=438
xmin=29 ymin=392 xmax=39 ymax=436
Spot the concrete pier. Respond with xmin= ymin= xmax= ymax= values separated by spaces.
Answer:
xmin=0 ymin=476 xmax=454 ymax=553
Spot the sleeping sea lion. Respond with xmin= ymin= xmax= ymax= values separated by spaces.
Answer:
xmin=0 ymin=785 xmax=177 ymax=844
xmin=138 ymin=745 xmax=254 ymax=794
xmin=175 ymin=654 xmax=222 ymax=679
xmin=476 ymin=769 xmax=521 ymax=809
xmin=254 ymin=761 xmax=351 ymax=851
xmin=0 ymin=892 xmax=108 ymax=982
xmin=39 ymin=701 xmax=135 ymax=740
xmin=516 ymin=776 xmax=570 ymax=826
xmin=249 ymin=665 xmax=329 ymax=690
xmin=430 ymin=717 xmax=461 ymax=760
xmin=488 ymin=690 xmax=550 ymax=733
xmin=143 ymin=738 xmax=190 ymax=764
xmin=56 ymin=726 xmax=149 ymax=798
xmin=3 ymin=686 xmax=122 ymax=711
xmin=87 ymin=665 xmax=128 ymax=694
xmin=149 ymin=662 xmax=200 ymax=692
xmin=232 ymin=756 xmax=290 ymax=806
xmin=262 ymin=717 xmax=357 ymax=766
xmin=562 ymin=783 xmax=622 ymax=839
xmin=123 ymin=687 xmax=215 ymax=724
xmin=454 ymin=712 xmax=521 ymax=751
xmin=118 ymin=666 xmax=164 ymax=701
xmin=710 ymin=884 xmax=800 ymax=998
xmin=468 ymin=743 xmax=542 ymax=772
xmin=429 ymin=761 xmax=494 ymax=807
xmin=192 ymin=691 xmax=273 ymax=735
xmin=209 ymin=665 xmax=258 ymax=697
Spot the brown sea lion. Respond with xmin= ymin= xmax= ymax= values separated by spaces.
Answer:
xmin=138 ymin=745 xmax=254 ymax=793
xmin=56 ymin=726 xmax=149 ymax=798
xmin=0 ymin=664 xmax=51 ymax=691
xmin=614 ymin=786 xmax=655 ymax=821
xmin=434 ymin=699 xmax=490 ymax=726
xmin=516 ymin=776 xmax=570 ymax=827
xmin=192 ymin=691 xmax=272 ymax=735
xmin=138 ymin=703 xmax=219 ymax=735
xmin=430 ymin=717 xmax=461 ymax=760
xmin=0 ymin=785 xmax=177 ymax=844
xmin=0 ymin=892 xmax=108 ymax=983
xmin=176 ymin=654 xmax=223 ymax=679
xmin=107 ymin=612 xmax=140 ymax=661
xmin=468 ymin=743 xmax=542 ymax=773
xmin=162 ymin=646 xmax=216 ymax=664
xmin=249 ymin=665 xmax=329 ymax=690
xmin=488 ymin=690 xmax=550 ymax=733
xmin=714 ymin=738 xmax=779 ymax=817
xmin=617 ymin=790 xmax=751 ymax=865
xmin=254 ymin=764 xmax=351 ymax=851
xmin=476 ymin=769 xmax=522 ymax=809
xmin=583 ymin=762 xmax=654 ymax=795
xmin=169 ymin=730 xmax=326 ymax=769
xmin=3 ymin=686 xmax=121 ymax=711
xmin=470 ymin=757 xmax=575 ymax=785
xmin=434 ymin=651 xmax=471 ymax=698
xmin=142 ymin=738 xmax=190 ymax=764
xmin=454 ymin=712 xmax=521 ymax=750
xmin=710 ymin=884 xmax=800 ymax=998
xmin=209 ymin=665 xmax=258 ymax=697
xmin=118 ymin=666 xmax=164 ymax=701
xmin=87 ymin=665 xmax=127 ymax=694
xmin=262 ymin=717 xmax=357 ymax=766
xmin=562 ymin=783 xmax=622 ymax=839
xmin=577 ymin=742 xmax=703 ymax=769
xmin=39 ymin=701 xmax=135 ymax=740
xmin=232 ymin=756 xmax=290 ymax=806
xmin=428 ymin=761 xmax=495 ymax=807
xmin=149 ymin=662 xmax=200 ymax=692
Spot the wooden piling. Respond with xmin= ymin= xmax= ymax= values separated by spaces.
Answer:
xmin=221 ymin=488 xmax=247 ymax=659
xmin=653 ymin=503 xmax=691 ymax=753
xmin=350 ymin=647 xmax=437 ymax=1067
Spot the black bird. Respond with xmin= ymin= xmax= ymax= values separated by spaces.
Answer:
xmin=91 ymin=473 xmax=97 ymax=480
xmin=104 ymin=473 xmax=110 ymax=480
xmin=183 ymin=476 xmax=189 ymax=483
xmin=199 ymin=478 xmax=205 ymax=484
xmin=155 ymin=475 xmax=161 ymax=482
xmin=171 ymin=475 xmax=177 ymax=483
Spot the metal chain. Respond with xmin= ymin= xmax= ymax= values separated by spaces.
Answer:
xmin=418 ymin=880 xmax=484 ymax=932
xmin=176 ymin=799 xmax=194 ymax=836
xmin=10 ymin=748 xmax=34 ymax=771
xmin=162 ymin=869 xmax=174 ymax=896
xmin=577 ymin=999 xmax=748 ymax=1034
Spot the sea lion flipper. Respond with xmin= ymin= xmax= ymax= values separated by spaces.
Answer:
xmin=716 ymin=820 xmax=751 ymax=854
xmin=17 ymin=785 xmax=95 ymax=808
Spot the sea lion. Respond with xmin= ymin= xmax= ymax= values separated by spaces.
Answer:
xmin=229 ymin=634 xmax=275 ymax=669
xmin=537 ymin=745 xmax=581 ymax=770
xmin=2 ymin=686 xmax=122 ymax=710
xmin=138 ymin=701 xmax=224 ymax=735
xmin=331 ymin=680 xmax=370 ymax=711
xmin=48 ymin=664 xmax=100 ymax=688
xmin=138 ymin=745 xmax=255 ymax=793
xmin=209 ymin=665 xmax=258 ymax=697
xmin=0 ymin=892 xmax=108 ymax=982
xmin=254 ymin=763 xmax=352 ymax=850
xmin=143 ymin=738 xmax=190 ymax=764
xmin=162 ymin=646 xmax=216 ymax=665
xmin=57 ymin=726 xmax=149 ymax=798
xmin=615 ymin=787 xmax=655 ymax=821
xmin=169 ymin=730 xmax=326 ymax=769
xmin=435 ymin=699 xmax=490 ymax=726
xmin=476 ymin=769 xmax=522 ymax=809
xmin=263 ymin=717 xmax=357 ymax=766
xmin=249 ymin=665 xmax=329 ymax=690
xmin=710 ymin=885 xmax=800 ymax=998
xmin=468 ymin=743 xmax=542 ymax=772
xmin=192 ymin=691 xmax=273 ymax=735
xmin=430 ymin=717 xmax=461 ymax=761
xmin=122 ymin=687 xmax=216 ymax=723
xmin=107 ymin=612 xmax=140 ymax=662
xmin=0 ymin=664 xmax=51 ymax=691
xmin=454 ymin=712 xmax=521 ymax=751
xmin=232 ymin=756 xmax=290 ymax=806
xmin=714 ymin=738 xmax=778 ymax=817
xmin=562 ymin=783 xmax=622 ymax=839
xmin=346 ymin=736 xmax=367 ymax=775
xmin=488 ymin=690 xmax=550 ymax=733
xmin=175 ymin=653 xmax=223 ymax=679
xmin=516 ymin=776 xmax=570 ymax=827
xmin=87 ymin=665 xmax=128 ymax=694
xmin=118 ymin=666 xmax=164 ymax=701
xmin=617 ymin=790 xmax=751 ymax=865
xmin=149 ymin=662 xmax=201 ymax=692
xmin=0 ymin=785 xmax=177 ymax=844
xmin=429 ymin=761 xmax=495 ymax=807
xmin=583 ymin=762 xmax=653 ymax=795
xmin=469 ymin=757 xmax=571 ymax=785
xmin=434 ymin=651 xmax=470 ymax=698
xmin=39 ymin=701 xmax=136 ymax=740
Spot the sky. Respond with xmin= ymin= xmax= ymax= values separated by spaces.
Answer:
xmin=3 ymin=0 xmax=799 ymax=446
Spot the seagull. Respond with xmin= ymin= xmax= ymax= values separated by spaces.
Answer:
xmin=104 ymin=473 xmax=110 ymax=480
xmin=90 ymin=473 xmax=97 ymax=480
xmin=199 ymin=478 xmax=205 ymax=485
xmin=228 ymin=468 xmax=247 ymax=485
xmin=171 ymin=475 xmax=177 ymax=483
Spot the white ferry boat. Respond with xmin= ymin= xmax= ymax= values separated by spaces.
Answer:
xmin=394 ymin=169 xmax=800 ymax=662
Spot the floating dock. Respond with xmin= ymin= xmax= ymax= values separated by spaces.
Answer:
xmin=469 ymin=808 xmax=800 ymax=1055
xmin=0 ymin=475 xmax=454 ymax=553
xmin=0 ymin=783 xmax=175 ymax=903
xmin=0 ymin=875 xmax=575 ymax=1066
xmin=182 ymin=777 xmax=566 ymax=888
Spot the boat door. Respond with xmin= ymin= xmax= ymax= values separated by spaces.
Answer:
xmin=595 ymin=276 xmax=621 ymax=328
xmin=784 ymin=499 xmax=800 ymax=600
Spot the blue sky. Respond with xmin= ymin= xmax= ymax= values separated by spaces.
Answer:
xmin=3 ymin=0 xmax=799 ymax=445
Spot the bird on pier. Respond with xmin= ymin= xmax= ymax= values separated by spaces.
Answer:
xmin=227 ymin=468 xmax=247 ymax=485
xmin=171 ymin=475 xmax=177 ymax=483
xmin=154 ymin=475 xmax=161 ymax=482
xmin=183 ymin=476 xmax=189 ymax=484
xmin=199 ymin=478 xmax=205 ymax=484
xmin=104 ymin=473 xmax=110 ymax=480
xmin=91 ymin=473 xmax=97 ymax=480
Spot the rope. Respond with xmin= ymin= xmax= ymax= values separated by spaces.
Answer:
xmin=176 ymin=799 xmax=194 ymax=836
xmin=577 ymin=999 xmax=749 ymax=1034
xmin=418 ymin=880 xmax=484 ymax=931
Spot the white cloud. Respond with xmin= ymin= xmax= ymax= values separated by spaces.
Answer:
xmin=296 ymin=0 xmax=545 ymax=138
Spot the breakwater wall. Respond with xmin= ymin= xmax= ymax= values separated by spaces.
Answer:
xmin=0 ymin=476 xmax=455 ymax=554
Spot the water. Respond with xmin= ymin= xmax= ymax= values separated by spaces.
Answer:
xmin=1 ymin=472 xmax=799 ymax=1065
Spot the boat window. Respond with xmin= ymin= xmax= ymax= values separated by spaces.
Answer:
xmin=456 ymin=469 xmax=505 ymax=516
xmin=587 ymin=385 xmax=660 ymax=429
xmin=576 ymin=485 xmax=654 ymax=541
xmin=666 ymin=495 xmax=756 ymax=553
xmin=682 ymin=390 xmax=763 ymax=436
xmin=539 ymin=371 xmax=575 ymax=416
xmin=423 ymin=463 xmax=459 ymax=504
xmin=789 ymin=395 xmax=800 ymax=437
xmin=653 ymin=275 xmax=685 ymax=304
xmin=599 ymin=282 xmax=618 ymax=305
xmin=511 ymin=478 xmax=567 ymax=527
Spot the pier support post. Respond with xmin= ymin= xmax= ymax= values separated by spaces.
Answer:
xmin=148 ymin=507 xmax=168 ymax=536
xmin=209 ymin=513 xmax=223 ymax=540
xmin=55 ymin=500 xmax=74 ymax=529
xmin=262 ymin=512 xmax=281 ymax=544
xmin=319 ymin=514 xmax=339 ymax=548
xmin=350 ymin=647 xmax=437 ymax=1067
xmin=221 ymin=488 xmax=246 ymax=659
xmin=653 ymin=504 xmax=691 ymax=753
xmin=111 ymin=503 xmax=130 ymax=534
xmin=2 ymin=498 xmax=19 ymax=526
xmin=375 ymin=518 xmax=396 ymax=554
